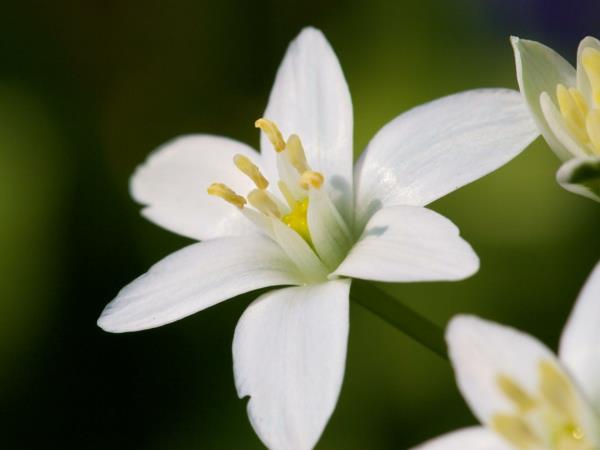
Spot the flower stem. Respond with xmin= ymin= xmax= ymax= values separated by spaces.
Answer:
xmin=350 ymin=281 xmax=448 ymax=361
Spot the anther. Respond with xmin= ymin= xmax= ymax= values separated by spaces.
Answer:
xmin=248 ymin=189 xmax=282 ymax=218
xmin=255 ymin=118 xmax=286 ymax=152
xmin=207 ymin=183 xmax=246 ymax=209
xmin=286 ymin=134 xmax=310 ymax=173
xmin=299 ymin=170 xmax=324 ymax=190
xmin=233 ymin=154 xmax=269 ymax=189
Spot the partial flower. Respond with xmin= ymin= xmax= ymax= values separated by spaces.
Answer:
xmin=413 ymin=260 xmax=600 ymax=450
xmin=512 ymin=36 xmax=600 ymax=202
xmin=98 ymin=27 xmax=538 ymax=450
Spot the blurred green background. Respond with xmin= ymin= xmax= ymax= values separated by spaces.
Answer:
xmin=1 ymin=0 xmax=599 ymax=448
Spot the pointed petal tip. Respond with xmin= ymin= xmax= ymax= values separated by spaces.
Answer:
xmin=96 ymin=304 xmax=128 ymax=333
xmin=96 ymin=309 xmax=116 ymax=333
xmin=295 ymin=26 xmax=326 ymax=42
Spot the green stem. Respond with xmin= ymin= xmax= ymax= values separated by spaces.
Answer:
xmin=351 ymin=280 xmax=448 ymax=361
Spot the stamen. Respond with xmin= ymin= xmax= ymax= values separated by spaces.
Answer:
xmin=278 ymin=180 xmax=297 ymax=209
xmin=557 ymin=84 xmax=589 ymax=143
xmin=491 ymin=414 xmax=541 ymax=449
xmin=497 ymin=375 xmax=536 ymax=411
xmin=255 ymin=118 xmax=286 ymax=152
xmin=582 ymin=47 xmax=600 ymax=106
xmin=233 ymin=154 xmax=269 ymax=189
xmin=538 ymin=361 xmax=575 ymax=417
xmin=299 ymin=170 xmax=324 ymax=190
xmin=247 ymin=189 xmax=281 ymax=218
xmin=207 ymin=183 xmax=246 ymax=209
xmin=286 ymin=134 xmax=310 ymax=173
xmin=569 ymin=88 xmax=588 ymax=116
xmin=586 ymin=110 xmax=600 ymax=154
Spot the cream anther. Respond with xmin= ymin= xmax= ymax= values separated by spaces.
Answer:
xmin=207 ymin=183 xmax=246 ymax=209
xmin=255 ymin=118 xmax=286 ymax=152
xmin=234 ymin=154 xmax=269 ymax=189
xmin=299 ymin=170 xmax=324 ymax=190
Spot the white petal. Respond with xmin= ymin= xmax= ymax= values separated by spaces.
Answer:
xmin=511 ymin=36 xmax=576 ymax=161
xmin=307 ymin=188 xmax=353 ymax=271
xmin=233 ymin=279 xmax=350 ymax=450
xmin=333 ymin=206 xmax=479 ymax=282
xmin=559 ymin=261 xmax=600 ymax=411
xmin=261 ymin=27 xmax=354 ymax=220
xmin=447 ymin=315 xmax=563 ymax=424
xmin=555 ymin=156 xmax=600 ymax=203
xmin=539 ymin=92 xmax=589 ymax=158
xmin=131 ymin=135 xmax=263 ymax=241
xmin=97 ymin=234 xmax=303 ymax=332
xmin=577 ymin=36 xmax=600 ymax=102
xmin=411 ymin=427 xmax=512 ymax=450
xmin=353 ymin=89 xmax=537 ymax=230
xmin=270 ymin=218 xmax=330 ymax=282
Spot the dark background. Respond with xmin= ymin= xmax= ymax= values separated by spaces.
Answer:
xmin=1 ymin=0 xmax=599 ymax=448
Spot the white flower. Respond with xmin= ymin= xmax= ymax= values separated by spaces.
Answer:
xmin=98 ymin=27 xmax=538 ymax=450
xmin=512 ymin=36 xmax=600 ymax=202
xmin=413 ymin=261 xmax=600 ymax=450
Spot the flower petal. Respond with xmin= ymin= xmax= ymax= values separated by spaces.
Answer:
xmin=555 ymin=156 xmax=600 ymax=202
xmin=307 ymin=188 xmax=353 ymax=271
xmin=559 ymin=261 xmax=600 ymax=412
xmin=411 ymin=427 xmax=512 ymax=450
xmin=261 ymin=27 xmax=353 ymax=220
xmin=353 ymin=89 xmax=537 ymax=230
xmin=233 ymin=279 xmax=350 ymax=450
xmin=577 ymin=36 xmax=600 ymax=102
xmin=511 ymin=36 xmax=576 ymax=161
xmin=97 ymin=234 xmax=303 ymax=332
xmin=333 ymin=206 xmax=479 ymax=282
xmin=270 ymin=218 xmax=330 ymax=283
xmin=447 ymin=315 xmax=566 ymax=424
xmin=131 ymin=135 xmax=264 ymax=241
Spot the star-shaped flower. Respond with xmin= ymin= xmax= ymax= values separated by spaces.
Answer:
xmin=512 ymin=36 xmax=600 ymax=202
xmin=414 ymin=261 xmax=600 ymax=450
xmin=98 ymin=27 xmax=537 ymax=450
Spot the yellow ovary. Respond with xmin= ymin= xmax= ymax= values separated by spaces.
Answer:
xmin=555 ymin=47 xmax=600 ymax=156
xmin=207 ymin=118 xmax=325 ymax=244
xmin=282 ymin=198 xmax=310 ymax=243
xmin=491 ymin=361 xmax=596 ymax=450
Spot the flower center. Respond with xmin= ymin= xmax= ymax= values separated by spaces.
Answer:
xmin=207 ymin=118 xmax=324 ymax=244
xmin=556 ymin=47 xmax=600 ymax=156
xmin=282 ymin=198 xmax=310 ymax=243
xmin=491 ymin=360 xmax=596 ymax=450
